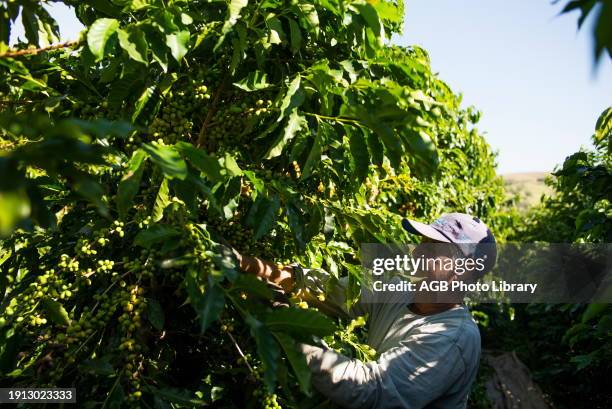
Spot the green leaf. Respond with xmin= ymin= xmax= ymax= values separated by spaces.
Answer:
xmin=562 ymin=0 xmax=596 ymax=29
xmin=265 ymin=110 xmax=306 ymax=159
xmin=302 ymin=122 xmax=328 ymax=178
xmin=21 ymin=8 xmax=39 ymax=46
xmin=142 ymin=143 xmax=188 ymax=180
xmin=145 ymin=26 xmax=170 ymax=71
xmin=594 ymin=107 xmax=611 ymax=150
xmin=152 ymin=178 xmax=170 ymax=222
xmin=243 ymin=170 xmax=265 ymax=194
xmin=67 ymin=119 xmax=134 ymax=139
xmin=175 ymin=142 xmax=224 ymax=182
xmin=107 ymin=73 xmax=143 ymax=110
xmin=73 ymin=176 xmax=108 ymax=216
xmin=147 ymin=299 xmax=165 ymax=330
xmin=286 ymin=202 xmax=306 ymax=251
xmin=184 ymin=173 xmax=224 ymax=216
xmin=87 ymin=18 xmax=119 ymax=61
xmin=581 ymin=303 xmax=608 ymax=323
xmin=273 ymin=332 xmax=312 ymax=396
xmin=304 ymin=205 xmax=323 ymax=241
xmin=86 ymin=0 xmax=122 ymax=18
xmin=230 ymin=274 xmax=272 ymax=300
xmin=402 ymin=128 xmax=439 ymax=178
xmin=198 ymin=284 xmax=225 ymax=333
xmin=217 ymin=176 xmax=241 ymax=219
xmin=212 ymin=244 xmax=240 ymax=283
xmin=165 ymin=30 xmax=190 ymax=62
xmin=233 ymin=71 xmax=271 ymax=91
xmin=246 ymin=194 xmax=280 ymax=240
xmin=287 ymin=17 xmax=302 ymax=54
xmin=41 ymin=298 xmax=71 ymax=326
xmin=347 ymin=126 xmax=370 ymax=181
xmin=265 ymin=307 xmax=336 ymax=337
xmin=246 ymin=314 xmax=280 ymax=391
xmin=134 ymin=225 xmax=181 ymax=248
xmin=80 ymin=356 xmax=114 ymax=376
xmin=220 ymin=153 xmax=243 ymax=176
xmin=0 ymin=58 xmax=29 ymax=75
xmin=371 ymin=121 xmax=402 ymax=168
xmin=297 ymin=4 xmax=319 ymax=35
xmin=354 ymin=3 xmax=384 ymax=45
xmin=106 ymin=381 xmax=125 ymax=409
xmin=266 ymin=15 xmax=285 ymax=45
xmin=0 ymin=189 xmax=31 ymax=237
xmin=215 ymin=0 xmax=249 ymax=51
xmin=229 ymin=23 xmax=247 ymax=74
xmin=117 ymin=27 xmax=148 ymax=65
xmin=156 ymin=10 xmax=179 ymax=33
xmin=132 ymin=84 xmax=156 ymax=122
xmin=278 ymin=75 xmax=304 ymax=122
xmin=0 ymin=6 xmax=10 ymax=45
xmin=372 ymin=0 xmax=404 ymax=23
xmin=116 ymin=149 xmax=147 ymax=219
xmin=130 ymin=0 xmax=154 ymax=11
xmin=570 ymin=353 xmax=595 ymax=371
xmin=365 ymin=127 xmax=384 ymax=166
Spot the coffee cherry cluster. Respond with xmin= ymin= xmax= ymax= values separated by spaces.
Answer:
xmin=209 ymin=218 xmax=254 ymax=253
xmin=123 ymin=252 xmax=155 ymax=281
xmin=75 ymin=221 xmax=125 ymax=258
xmin=398 ymin=201 xmax=416 ymax=216
xmin=263 ymin=393 xmax=283 ymax=409
xmin=118 ymin=285 xmax=147 ymax=404
xmin=58 ymin=254 xmax=79 ymax=273
xmin=203 ymin=94 xmax=272 ymax=151
xmin=149 ymin=82 xmax=211 ymax=144
xmin=0 ymin=137 xmax=17 ymax=151
xmin=207 ymin=213 xmax=279 ymax=260
xmin=1 ymin=268 xmax=76 ymax=330
xmin=62 ymin=293 xmax=117 ymax=345
xmin=73 ymin=100 xmax=108 ymax=120
xmin=251 ymin=382 xmax=284 ymax=408
xmin=291 ymin=161 xmax=302 ymax=178
xmin=241 ymin=180 xmax=253 ymax=198
xmin=324 ymin=316 xmax=377 ymax=363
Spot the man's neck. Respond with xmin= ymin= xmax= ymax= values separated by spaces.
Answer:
xmin=409 ymin=302 xmax=459 ymax=316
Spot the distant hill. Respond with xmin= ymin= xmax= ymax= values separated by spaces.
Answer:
xmin=502 ymin=172 xmax=553 ymax=211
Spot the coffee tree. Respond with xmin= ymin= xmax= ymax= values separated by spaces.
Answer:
xmin=0 ymin=1 xmax=505 ymax=407
xmin=507 ymin=108 xmax=611 ymax=407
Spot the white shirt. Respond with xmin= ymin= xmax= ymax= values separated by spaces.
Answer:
xmin=294 ymin=267 xmax=481 ymax=409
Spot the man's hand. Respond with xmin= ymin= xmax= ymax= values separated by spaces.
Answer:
xmin=233 ymin=249 xmax=295 ymax=293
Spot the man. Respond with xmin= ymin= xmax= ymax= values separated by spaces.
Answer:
xmin=234 ymin=213 xmax=497 ymax=409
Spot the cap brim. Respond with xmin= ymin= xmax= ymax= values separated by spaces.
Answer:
xmin=402 ymin=219 xmax=451 ymax=243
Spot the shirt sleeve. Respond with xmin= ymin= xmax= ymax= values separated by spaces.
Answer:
xmin=298 ymin=332 xmax=466 ymax=409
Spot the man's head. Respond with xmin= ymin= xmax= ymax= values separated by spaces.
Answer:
xmin=403 ymin=213 xmax=497 ymax=283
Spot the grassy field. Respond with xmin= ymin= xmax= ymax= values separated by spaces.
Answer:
xmin=502 ymin=172 xmax=552 ymax=212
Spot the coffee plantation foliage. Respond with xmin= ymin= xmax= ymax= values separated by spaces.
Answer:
xmin=0 ymin=1 xmax=506 ymax=407
xmin=476 ymin=108 xmax=611 ymax=408
xmin=520 ymin=108 xmax=611 ymax=406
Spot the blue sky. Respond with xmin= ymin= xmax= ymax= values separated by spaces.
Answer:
xmin=10 ymin=1 xmax=611 ymax=174
xmin=397 ymin=0 xmax=611 ymax=174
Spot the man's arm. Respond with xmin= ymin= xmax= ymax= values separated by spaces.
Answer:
xmin=298 ymin=333 xmax=466 ymax=409
xmin=232 ymin=249 xmax=295 ymax=292
xmin=233 ymin=249 xmax=371 ymax=318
